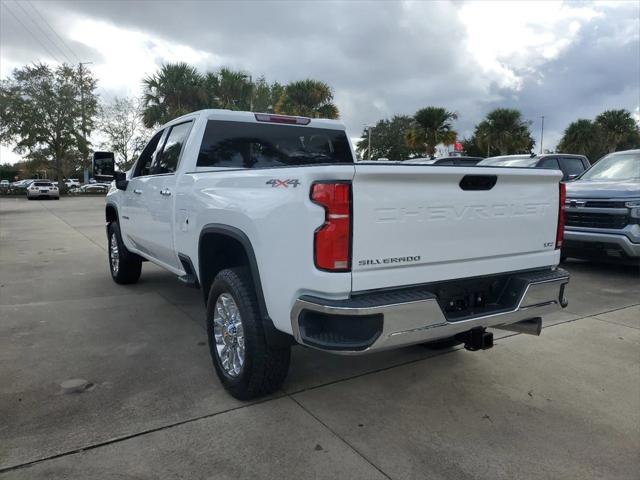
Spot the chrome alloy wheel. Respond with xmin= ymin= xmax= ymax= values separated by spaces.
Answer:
xmin=109 ymin=232 xmax=120 ymax=275
xmin=213 ymin=293 xmax=245 ymax=377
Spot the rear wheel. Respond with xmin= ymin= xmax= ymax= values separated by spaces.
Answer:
xmin=206 ymin=267 xmax=290 ymax=400
xmin=107 ymin=222 xmax=142 ymax=284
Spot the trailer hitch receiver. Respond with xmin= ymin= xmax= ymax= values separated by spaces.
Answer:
xmin=455 ymin=327 xmax=494 ymax=351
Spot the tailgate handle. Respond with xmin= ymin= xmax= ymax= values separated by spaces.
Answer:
xmin=459 ymin=175 xmax=497 ymax=191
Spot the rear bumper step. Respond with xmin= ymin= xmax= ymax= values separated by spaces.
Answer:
xmin=290 ymin=267 xmax=569 ymax=354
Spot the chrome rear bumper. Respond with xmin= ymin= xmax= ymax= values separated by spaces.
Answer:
xmin=291 ymin=268 xmax=569 ymax=354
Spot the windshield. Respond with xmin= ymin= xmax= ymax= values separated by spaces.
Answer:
xmin=580 ymin=152 xmax=640 ymax=181
xmin=478 ymin=155 xmax=538 ymax=167
xmin=34 ymin=182 xmax=52 ymax=186
xmin=197 ymin=120 xmax=354 ymax=168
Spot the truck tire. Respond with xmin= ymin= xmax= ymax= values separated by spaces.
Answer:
xmin=107 ymin=222 xmax=142 ymax=284
xmin=206 ymin=267 xmax=290 ymax=400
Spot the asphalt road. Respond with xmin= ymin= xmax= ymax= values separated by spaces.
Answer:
xmin=1 ymin=196 xmax=638 ymax=479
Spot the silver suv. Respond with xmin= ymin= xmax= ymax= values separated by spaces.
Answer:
xmin=563 ymin=150 xmax=640 ymax=263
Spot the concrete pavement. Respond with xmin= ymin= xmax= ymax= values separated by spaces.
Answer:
xmin=1 ymin=196 xmax=638 ymax=479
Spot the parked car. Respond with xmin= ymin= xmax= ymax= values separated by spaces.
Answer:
xmin=405 ymin=156 xmax=484 ymax=166
xmin=26 ymin=180 xmax=59 ymax=200
xmin=101 ymin=109 xmax=569 ymax=400
xmin=65 ymin=178 xmax=81 ymax=188
xmin=11 ymin=179 xmax=36 ymax=192
xmin=562 ymin=149 xmax=640 ymax=264
xmin=478 ymin=154 xmax=590 ymax=181
xmin=80 ymin=183 xmax=110 ymax=193
xmin=0 ymin=179 xmax=10 ymax=189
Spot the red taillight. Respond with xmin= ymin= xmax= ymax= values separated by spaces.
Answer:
xmin=556 ymin=182 xmax=566 ymax=248
xmin=254 ymin=113 xmax=311 ymax=125
xmin=311 ymin=182 xmax=352 ymax=271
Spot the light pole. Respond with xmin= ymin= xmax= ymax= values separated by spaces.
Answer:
xmin=363 ymin=124 xmax=375 ymax=161
xmin=78 ymin=62 xmax=93 ymax=185
xmin=539 ymin=115 xmax=545 ymax=154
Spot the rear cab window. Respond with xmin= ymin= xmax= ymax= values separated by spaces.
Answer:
xmin=538 ymin=157 xmax=560 ymax=170
xmin=197 ymin=120 xmax=354 ymax=169
xmin=560 ymin=157 xmax=587 ymax=178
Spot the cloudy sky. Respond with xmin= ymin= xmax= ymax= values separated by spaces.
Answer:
xmin=1 ymin=0 xmax=639 ymax=163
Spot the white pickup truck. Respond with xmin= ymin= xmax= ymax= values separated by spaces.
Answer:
xmin=100 ymin=110 xmax=569 ymax=399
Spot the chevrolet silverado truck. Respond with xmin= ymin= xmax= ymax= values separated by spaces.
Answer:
xmin=563 ymin=149 xmax=640 ymax=263
xmin=99 ymin=110 xmax=569 ymax=399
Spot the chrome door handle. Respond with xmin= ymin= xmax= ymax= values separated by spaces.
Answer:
xmin=160 ymin=188 xmax=172 ymax=196
xmin=133 ymin=189 xmax=142 ymax=195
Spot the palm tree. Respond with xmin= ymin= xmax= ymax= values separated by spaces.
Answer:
xmin=142 ymin=63 xmax=207 ymax=127
xmin=474 ymin=108 xmax=534 ymax=155
xmin=214 ymin=68 xmax=253 ymax=111
xmin=405 ymin=107 xmax=457 ymax=158
xmin=595 ymin=109 xmax=639 ymax=153
xmin=557 ymin=119 xmax=605 ymax=162
xmin=275 ymin=79 xmax=339 ymax=119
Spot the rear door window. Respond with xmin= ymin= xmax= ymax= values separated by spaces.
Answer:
xmin=150 ymin=121 xmax=193 ymax=175
xmin=197 ymin=120 xmax=354 ymax=168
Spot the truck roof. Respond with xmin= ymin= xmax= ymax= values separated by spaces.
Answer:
xmin=161 ymin=109 xmax=346 ymax=131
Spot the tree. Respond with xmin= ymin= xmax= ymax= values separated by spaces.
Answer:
xmin=142 ymin=62 xmax=207 ymax=127
xmin=405 ymin=107 xmax=458 ymax=158
xmin=356 ymin=115 xmax=419 ymax=160
xmin=275 ymin=79 xmax=339 ymax=118
xmin=0 ymin=163 xmax=20 ymax=181
xmin=557 ymin=119 xmax=606 ymax=162
xmin=0 ymin=63 xmax=98 ymax=187
xmin=460 ymin=136 xmax=495 ymax=158
xmin=252 ymin=77 xmax=282 ymax=113
xmin=595 ymin=109 xmax=639 ymax=153
xmin=214 ymin=68 xmax=252 ymax=110
xmin=99 ymin=97 xmax=150 ymax=170
xmin=142 ymin=64 xmax=340 ymax=122
xmin=473 ymin=108 xmax=534 ymax=155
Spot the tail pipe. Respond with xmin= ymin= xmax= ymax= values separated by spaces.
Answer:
xmin=493 ymin=317 xmax=542 ymax=336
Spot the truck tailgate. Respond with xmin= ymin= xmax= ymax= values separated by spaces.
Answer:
xmin=351 ymin=165 xmax=562 ymax=292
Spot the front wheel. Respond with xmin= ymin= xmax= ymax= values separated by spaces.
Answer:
xmin=206 ymin=267 xmax=290 ymax=400
xmin=107 ymin=222 xmax=142 ymax=284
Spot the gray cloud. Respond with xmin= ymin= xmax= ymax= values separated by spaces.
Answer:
xmin=1 ymin=0 xmax=638 ymax=152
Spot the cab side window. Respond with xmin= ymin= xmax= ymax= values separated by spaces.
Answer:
xmin=150 ymin=121 xmax=193 ymax=175
xmin=133 ymin=130 xmax=164 ymax=177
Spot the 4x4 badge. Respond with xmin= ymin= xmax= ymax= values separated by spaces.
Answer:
xmin=266 ymin=179 xmax=300 ymax=188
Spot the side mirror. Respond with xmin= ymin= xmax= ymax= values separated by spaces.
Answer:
xmin=114 ymin=171 xmax=128 ymax=191
xmin=92 ymin=152 xmax=115 ymax=181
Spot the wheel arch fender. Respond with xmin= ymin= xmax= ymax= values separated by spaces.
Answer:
xmin=198 ymin=224 xmax=294 ymax=348
xmin=105 ymin=202 xmax=118 ymax=224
